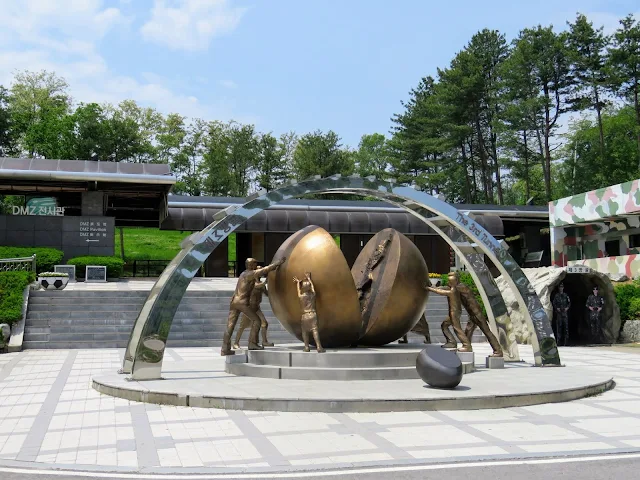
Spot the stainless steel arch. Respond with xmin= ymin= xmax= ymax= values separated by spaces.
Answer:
xmin=122 ymin=176 xmax=559 ymax=380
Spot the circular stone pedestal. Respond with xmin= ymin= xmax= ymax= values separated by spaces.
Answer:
xmin=92 ymin=345 xmax=614 ymax=413
xmin=225 ymin=345 xmax=447 ymax=380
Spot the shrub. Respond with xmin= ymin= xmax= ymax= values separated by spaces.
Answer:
xmin=0 ymin=271 xmax=36 ymax=325
xmin=0 ymin=247 xmax=63 ymax=273
xmin=614 ymin=283 xmax=640 ymax=322
xmin=68 ymin=256 xmax=124 ymax=279
xmin=630 ymin=298 xmax=640 ymax=318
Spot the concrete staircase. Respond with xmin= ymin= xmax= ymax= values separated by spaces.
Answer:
xmin=23 ymin=290 xmax=483 ymax=349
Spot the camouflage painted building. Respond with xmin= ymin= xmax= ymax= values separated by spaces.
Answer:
xmin=549 ymin=179 xmax=640 ymax=277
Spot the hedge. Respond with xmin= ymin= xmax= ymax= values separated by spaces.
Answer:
xmin=614 ymin=281 xmax=640 ymax=333
xmin=0 ymin=271 xmax=36 ymax=325
xmin=68 ymin=256 xmax=124 ymax=279
xmin=0 ymin=247 xmax=63 ymax=273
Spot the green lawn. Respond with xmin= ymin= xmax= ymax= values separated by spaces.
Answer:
xmin=114 ymin=228 xmax=237 ymax=262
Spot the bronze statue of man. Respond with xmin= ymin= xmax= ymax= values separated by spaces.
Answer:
xmin=232 ymin=280 xmax=274 ymax=349
xmin=398 ymin=313 xmax=431 ymax=344
xmin=457 ymin=282 xmax=503 ymax=357
xmin=293 ymin=272 xmax=325 ymax=353
xmin=221 ymin=257 xmax=285 ymax=356
xmin=424 ymin=271 xmax=472 ymax=352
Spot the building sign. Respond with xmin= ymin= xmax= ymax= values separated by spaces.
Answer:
xmin=567 ymin=265 xmax=593 ymax=274
xmin=54 ymin=265 xmax=76 ymax=282
xmin=12 ymin=197 xmax=65 ymax=216
xmin=79 ymin=220 xmax=110 ymax=243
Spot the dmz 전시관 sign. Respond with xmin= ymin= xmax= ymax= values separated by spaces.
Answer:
xmin=12 ymin=197 xmax=65 ymax=216
xmin=12 ymin=205 xmax=65 ymax=216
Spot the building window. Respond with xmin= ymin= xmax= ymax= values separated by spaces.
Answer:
xmin=605 ymin=239 xmax=620 ymax=257
xmin=630 ymin=234 xmax=640 ymax=249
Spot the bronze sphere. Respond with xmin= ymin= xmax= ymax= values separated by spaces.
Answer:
xmin=352 ymin=229 xmax=429 ymax=346
xmin=267 ymin=226 xmax=362 ymax=347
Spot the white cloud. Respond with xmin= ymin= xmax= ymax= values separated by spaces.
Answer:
xmin=141 ymin=0 xmax=247 ymax=51
xmin=578 ymin=11 xmax=640 ymax=35
xmin=0 ymin=1 xmax=256 ymax=125
xmin=219 ymin=79 xmax=238 ymax=89
xmin=0 ymin=1 xmax=130 ymax=45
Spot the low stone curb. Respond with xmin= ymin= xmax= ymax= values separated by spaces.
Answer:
xmin=92 ymin=377 xmax=614 ymax=413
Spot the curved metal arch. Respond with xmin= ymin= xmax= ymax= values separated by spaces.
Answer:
xmin=123 ymin=176 xmax=559 ymax=380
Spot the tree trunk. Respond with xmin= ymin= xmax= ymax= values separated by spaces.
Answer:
xmin=491 ymin=134 xmax=503 ymax=205
xmin=461 ymin=143 xmax=472 ymax=203
xmin=634 ymin=77 xmax=640 ymax=170
xmin=468 ymin=139 xmax=478 ymax=203
xmin=523 ymin=129 xmax=530 ymax=202
xmin=474 ymin=118 xmax=492 ymax=203
xmin=543 ymin=86 xmax=552 ymax=202
xmin=594 ymin=86 xmax=606 ymax=164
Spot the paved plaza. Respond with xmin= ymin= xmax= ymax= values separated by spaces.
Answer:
xmin=1 ymin=345 xmax=640 ymax=475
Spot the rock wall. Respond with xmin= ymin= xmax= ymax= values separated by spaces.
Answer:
xmin=495 ymin=267 xmax=620 ymax=345
xmin=620 ymin=320 xmax=640 ymax=343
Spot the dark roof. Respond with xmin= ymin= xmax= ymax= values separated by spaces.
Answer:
xmin=0 ymin=158 xmax=175 ymax=184
xmin=167 ymin=195 xmax=548 ymax=216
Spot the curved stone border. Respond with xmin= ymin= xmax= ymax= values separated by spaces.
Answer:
xmin=92 ymin=376 xmax=613 ymax=413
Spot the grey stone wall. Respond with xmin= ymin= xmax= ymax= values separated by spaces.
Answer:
xmin=0 ymin=215 xmax=115 ymax=260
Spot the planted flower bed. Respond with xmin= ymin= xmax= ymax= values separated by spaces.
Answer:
xmin=38 ymin=272 xmax=69 ymax=290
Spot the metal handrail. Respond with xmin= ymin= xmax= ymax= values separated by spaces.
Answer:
xmin=0 ymin=254 xmax=37 ymax=272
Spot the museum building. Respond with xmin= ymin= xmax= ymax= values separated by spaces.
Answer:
xmin=0 ymin=157 xmax=550 ymax=276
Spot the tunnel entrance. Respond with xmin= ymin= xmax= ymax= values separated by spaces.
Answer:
xmin=551 ymin=274 xmax=611 ymax=345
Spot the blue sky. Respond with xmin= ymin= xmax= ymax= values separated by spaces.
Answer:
xmin=1 ymin=0 xmax=639 ymax=148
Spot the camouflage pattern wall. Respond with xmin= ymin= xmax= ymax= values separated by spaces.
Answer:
xmin=550 ymin=179 xmax=640 ymax=227
xmin=549 ymin=179 xmax=640 ymax=277
xmin=568 ymin=255 xmax=640 ymax=278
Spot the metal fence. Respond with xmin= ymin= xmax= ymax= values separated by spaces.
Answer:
xmin=0 ymin=255 xmax=37 ymax=273
xmin=122 ymin=260 xmax=171 ymax=278
xmin=123 ymin=260 xmax=239 ymax=278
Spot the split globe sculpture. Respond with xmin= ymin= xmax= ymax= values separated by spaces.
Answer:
xmin=121 ymin=175 xmax=560 ymax=381
xmin=264 ymin=226 xmax=429 ymax=348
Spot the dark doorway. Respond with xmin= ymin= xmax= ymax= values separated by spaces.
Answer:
xmin=605 ymin=239 xmax=620 ymax=257
xmin=551 ymin=275 xmax=608 ymax=345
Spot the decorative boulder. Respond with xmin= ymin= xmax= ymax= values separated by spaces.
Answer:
xmin=620 ymin=320 xmax=640 ymax=344
xmin=607 ymin=273 xmax=629 ymax=283
xmin=416 ymin=345 xmax=463 ymax=389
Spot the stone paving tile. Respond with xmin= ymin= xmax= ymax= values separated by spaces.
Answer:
xmin=0 ymin=345 xmax=639 ymax=472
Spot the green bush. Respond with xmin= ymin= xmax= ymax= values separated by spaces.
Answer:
xmin=68 ymin=256 xmax=124 ymax=279
xmin=630 ymin=298 xmax=640 ymax=318
xmin=614 ymin=282 xmax=640 ymax=322
xmin=0 ymin=271 xmax=36 ymax=325
xmin=0 ymin=247 xmax=63 ymax=273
